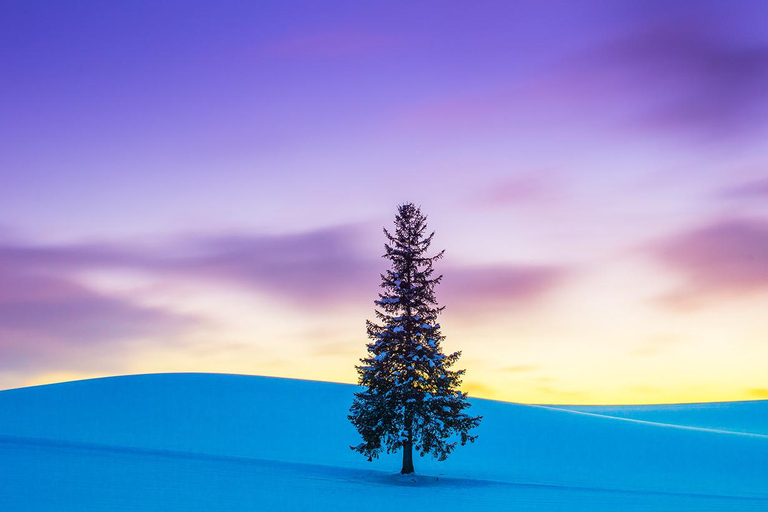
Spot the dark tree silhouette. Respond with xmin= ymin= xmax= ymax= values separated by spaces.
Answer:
xmin=349 ymin=203 xmax=481 ymax=474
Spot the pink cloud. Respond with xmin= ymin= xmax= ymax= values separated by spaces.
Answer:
xmin=0 ymin=224 xmax=569 ymax=332
xmin=653 ymin=218 xmax=768 ymax=307
xmin=0 ymin=224 xmax=572 ymax=375
xmin=398 ymin=18 xmax=768 ymax=144
xmin=471 ymin=173 xmax=561 ymax=208
xmin=719 ymin=178 xmax=768 ymax=200
xmin=442 ymin=264 xmax=566 ymax=316
xmin=0 ymin=269 xmax=191 ymax=372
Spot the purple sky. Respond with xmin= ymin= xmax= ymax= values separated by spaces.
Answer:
xmin=2 ymin=1 xmax=768 ymax=403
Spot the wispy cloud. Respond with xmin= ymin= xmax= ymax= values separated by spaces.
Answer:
xmin=652 ymin=218 xmax=768 ymax=307
xmin=399 ymin=16 xmax=768 ymax=145
xmin=585 ymin=21 xmax=768 ymax=140
xmin=442 ymin=265 xmax=567 ymax=315
xmin=471 ymin=173 xmax=561 ymax=208
xmin=171 ymin=225 xmax=382 ymax=307
xmin=718 ymin=178 xmax=768 ymax=200
xmin=0 ymin=225 xmax=381 ymax=309
xmin=0 ymin=264 xmax=191 ymax=373
xmin=1 ymin=225 xmax=568 ymax=311
xmin=0 ymin=225 xmax=571 ymax=375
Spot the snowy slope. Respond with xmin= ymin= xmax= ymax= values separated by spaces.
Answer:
xmin=548 ymin=401 xmax=768 ymax=436
xmin=0 ymin=373 xmax=766 ymax=511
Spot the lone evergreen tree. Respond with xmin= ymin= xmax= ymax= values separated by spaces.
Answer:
xmin=349 ymin=203 xmax=481 ymax=474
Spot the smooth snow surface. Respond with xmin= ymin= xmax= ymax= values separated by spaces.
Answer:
xmin=0 ymin=373 xmax=766 ymax=511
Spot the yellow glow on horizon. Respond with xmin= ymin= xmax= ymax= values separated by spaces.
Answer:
xmin=13 ymin=366 xmax=768 ymax=406
xmin=5 ymin=256 xmax=766 ymax=406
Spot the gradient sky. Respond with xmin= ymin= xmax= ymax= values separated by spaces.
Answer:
xmin=2 ymin=0 xmax=768 ymax=404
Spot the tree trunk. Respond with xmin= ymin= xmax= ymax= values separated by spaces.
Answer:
xmin=401 ymin=439 xmax=415 ymax=474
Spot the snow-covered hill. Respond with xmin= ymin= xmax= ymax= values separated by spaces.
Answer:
xmin=0 ymin=373 xmax=766 ymax=511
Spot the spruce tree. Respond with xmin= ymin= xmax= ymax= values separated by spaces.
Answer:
xmin=349 ymin=203 xmax=481 ymax=474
